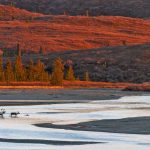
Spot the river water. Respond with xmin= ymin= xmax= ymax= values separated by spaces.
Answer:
xmin=0 ymin=89 xmax=149 ymax=150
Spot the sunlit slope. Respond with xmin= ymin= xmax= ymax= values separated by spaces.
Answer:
xmin=0 ymin=15 xmax=150 ymax=52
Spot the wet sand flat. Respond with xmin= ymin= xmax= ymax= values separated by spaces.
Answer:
xmin=0 ymin=88 xmax=149 ymax=106
xmin=35 ymin=116 xmax=150 ymax=135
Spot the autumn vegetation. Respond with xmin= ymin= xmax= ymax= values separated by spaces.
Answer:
xmin=0 ymin=12 xmax=150 ymax=53
xmin=0 ymin=56 xmax=50 ymax=83
xmin=0 ymin=5 xmax=149 ymax=90
xmin=0 ymin=4 xmax=150 ymax=54
xmin=0 ymin=47 xmax=79 ymax=86
xmin=0 ymin=50 xmax=149 ymax=91
xmin=0 ymin=4 xmax=43 ymax=21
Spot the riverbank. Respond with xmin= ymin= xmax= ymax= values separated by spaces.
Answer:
xmin=0 ymin=88 xmax=121 ymax=103
xmin=0 ymin=88 xmax=149 ymax=105
xmin=0 ymin=81 xmax=149 ymax=91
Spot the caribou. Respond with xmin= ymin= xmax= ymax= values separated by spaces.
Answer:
xmin=0 ymin=109 xmax=6 ymax=118
xmin=10 ymin=112 xmax=20 ymax=118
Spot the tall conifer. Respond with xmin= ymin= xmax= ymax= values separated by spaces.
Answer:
xmin=0 ymin=57 xmax=4 ymax=81
xmin=84 ymin=71 xmax=90 ymax=81
xmin=66 ymin=66 xmax=75 ymax=81
xmin=35 ymin=59 xmax=49 ymax=81
xmin=14 ymin=56 xmax=25 ymax=81
xmin=27 ymin=59 xmax=35 ymax=81
xmin=51 ymin=58 xmax=64 ymax=85
xmin=5 ymin=59 xmax=14 ymax=82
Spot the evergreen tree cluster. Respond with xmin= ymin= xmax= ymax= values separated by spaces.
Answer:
xmin=0 ymin=55 xmax=90 ymax=85
xmin=0 ymin=56 xmax=50 ymax=83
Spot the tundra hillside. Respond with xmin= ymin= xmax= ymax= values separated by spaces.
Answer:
xmin=0 ymin=5 xmax=149 ymax=85
xmin=0 ymin=6 xmax=150 ymax=52
xmin=0 ymin=0 xmax=149 ymax=18
xmin=0 ymin=5 xmax=43 ymax=21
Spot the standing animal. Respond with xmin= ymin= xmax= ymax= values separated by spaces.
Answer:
xmin=0 ymin=109 xmax=6 ymax=118
xmin=10 ymin=112 xmax=20 ymax=118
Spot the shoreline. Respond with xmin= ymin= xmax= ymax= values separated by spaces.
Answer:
xmin=0 ymin=88 xmax=122 ymax=105
xmin=0 ymin=85 xmax=63 ymax=89
xmin=0 ymin=81 xmax=149 ymax=91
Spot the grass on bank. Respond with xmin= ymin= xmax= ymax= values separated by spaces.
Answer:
xmin=0 ymin=81 xmax=149 ymax=91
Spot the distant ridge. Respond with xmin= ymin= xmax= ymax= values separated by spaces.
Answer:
xmin=0 ymin=0 xmax=149 ymax=18
xmin=0 ymin=4 xmax=43 ymax=21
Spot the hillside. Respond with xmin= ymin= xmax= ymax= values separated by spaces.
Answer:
xmin=0 ymin=15 xmax=150 ymax=52
xmin=41 ymin=43 xmax=150 ymax=83
xmin=0 ymin=0 xmax=149 ymax=18
xmin=2 ymin=43 xmax=149 ymax=83
xmin=0 ymin=4 xmax=43 ymax=21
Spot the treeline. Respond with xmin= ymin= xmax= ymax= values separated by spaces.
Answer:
xmin=0 ymin=56 xmax=50 ymax=82
xmin=0 ymin=56 xmax=90 ymax=86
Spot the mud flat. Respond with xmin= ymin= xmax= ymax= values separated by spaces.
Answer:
xmin=35 ymin=116 xmax=150 ymax=135
xmin=0 ymin=88 xmax=149 ymax=106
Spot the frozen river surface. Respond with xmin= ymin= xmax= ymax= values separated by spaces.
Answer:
xmin=0 ymin=89 xmax=149 ymax=150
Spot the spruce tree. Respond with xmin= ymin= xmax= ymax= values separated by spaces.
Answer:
xmin=35 ymin=59 xmax=49 ymax=81
xmin=5 ymin=59 xmax=14 ymax=82
xmin=0 ymin=57 xmax=4 ymax=81
xmin=27 ymin=59 xmax=35 ymax=81
xmin=51 ymin=58 xmax=64 ymax=86
xmin=84 ymin=71 xmax=90 ymax=81
xmin=14 ymin=56 xmax=25 ymax=81
xmin=66 ymin=66 xmax=75 ymax=81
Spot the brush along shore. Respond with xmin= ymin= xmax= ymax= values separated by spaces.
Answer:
xmin=0 ymin=81 xmax=149 ymax=91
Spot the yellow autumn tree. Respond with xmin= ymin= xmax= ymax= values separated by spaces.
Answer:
xmin=14 ymin=56 xmax=26 ymax=81
xmin=5 ymin=59 xmax=15 ymax=82
xmin=35 ymin=59 xmax=50 ymax=81
xmin=66 ymin=66 xmax=75 ymax=81
xmin=51 ymin=58 xmax=64 ymax=86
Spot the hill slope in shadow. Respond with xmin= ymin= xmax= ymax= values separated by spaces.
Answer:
xmin=0 ymin=0 xmax=149 ymax=18
xmin=43 ymin=43 xmax=150 ymax=83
